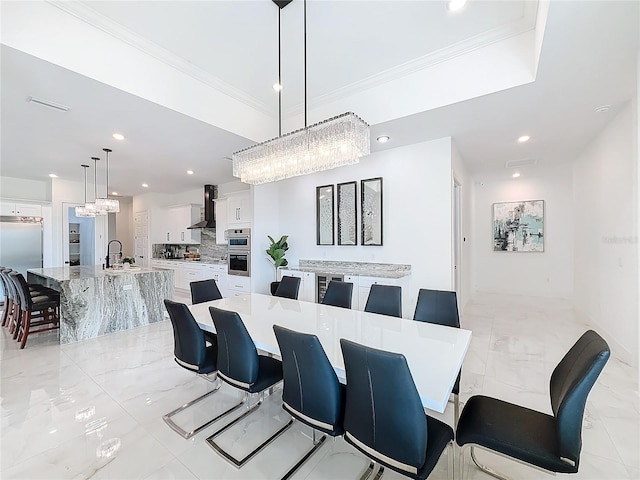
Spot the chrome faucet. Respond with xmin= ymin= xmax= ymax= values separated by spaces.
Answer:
xmin=106 ymin=240 xmax=123 ymax=269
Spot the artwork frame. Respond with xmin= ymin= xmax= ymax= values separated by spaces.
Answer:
xmin=337 ymin=181 xmax=357 ymax=246
xmin=316 ymin=184 xmax=335 ymax=246
xmin=361 ymin=177 xmax=383 ymax=246
xmin=492 ymin=200 xmax=544 ymax=252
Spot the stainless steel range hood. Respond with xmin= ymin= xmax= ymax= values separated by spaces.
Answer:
xmin=188 ymin=184 xmax=217 ymax=229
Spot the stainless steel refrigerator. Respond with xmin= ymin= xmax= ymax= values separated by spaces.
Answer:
xmin=0 ymin=216 xmax=43 ymax=276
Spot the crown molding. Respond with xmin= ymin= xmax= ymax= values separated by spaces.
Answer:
xmin=286 ymin=1 xmax=539 ymax=116
xmin=47 ymin=0 xmax=273 ymax=116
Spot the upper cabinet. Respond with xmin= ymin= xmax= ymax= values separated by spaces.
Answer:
xmin=226 ymin=191 xmax=252 ymax=227
xmin=0 ymin=202 xmax=42 ymax=216
xmin=214 ymin=198 xmax=228 ymax=244
xmin=151 ymin=204 xmax=201 ymax=244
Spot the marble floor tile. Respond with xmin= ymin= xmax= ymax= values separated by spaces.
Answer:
xmin=1 ymin=292 xmax=637 ymax=480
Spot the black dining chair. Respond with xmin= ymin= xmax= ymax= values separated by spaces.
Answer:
xmin=206 ymin=306 xmax=292 ymax=468
xmin=9 ymin=272 xmax=60 ymax=349
xmin=321 ymin=280 xmax=353 ymax=309
xmin=413 ymin=288 xmax=461 ymax=426
xmin=273 ymin=325 xmax=345 ymax=480
xmin=190 ymin=278 xmax=223 ymax=304
xmin=340 ymin=339 xmax=454 ymax=480
xmin=364 ymin=284 xmax=402 ymax=318
xmin=162 ymin=299 xmax=240 ymax=439
xmin=274 ymin=276 xmax=301 ymax=300
xmin=456 ymin=330 xmax=610 ymax=480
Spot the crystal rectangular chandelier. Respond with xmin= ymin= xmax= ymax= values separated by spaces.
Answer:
xmin=232 ymin=112 xmax=370 ymax=185
xmin=232 ymin=0 xmax=370 ymax=185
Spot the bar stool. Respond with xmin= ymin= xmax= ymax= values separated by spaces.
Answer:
xmin=9 ymin=272 xmax=60 ymax=348
xmin=0 ymin=269 xmax=16 ymax=327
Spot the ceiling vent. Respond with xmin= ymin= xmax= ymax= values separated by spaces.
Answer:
xmin=26 ymin=96 xmax=71 ymax=112
xmin=505 ymin=158 xmax=537 ymax=169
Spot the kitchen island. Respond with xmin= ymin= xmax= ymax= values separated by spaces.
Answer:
xmin=27 ymin=266 xmax=174 ymax=344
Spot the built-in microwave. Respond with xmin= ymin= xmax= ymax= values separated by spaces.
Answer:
xmin=227 ymin=228 xmax=251 ymax=277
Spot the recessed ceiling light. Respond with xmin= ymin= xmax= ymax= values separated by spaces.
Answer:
xmin=187 ymin=170 xmax=194 ymax=175
xmin=517 ymin=135 xmax=531 ymax=143
xmin=376 ymin=135 xmax=390 ymax=143
xmin=273 ymin=83 xmax=283 ymax=92
xmin=48 ymin=173 xmax=58 ymax=178
xmin=142 ymin=183 xmax=149 ymax=188
xmin=512 ymin=172 xmax=521 ymax=178
xmin=447 ymin=0 xmax=467 ymax=12
xmin=111 ymin=191 xmax=119 ymax=196
xmin=112 ymin=133 xmax=125 ymax=141
xmin=595 ymin=105 xmax=611 ymax=113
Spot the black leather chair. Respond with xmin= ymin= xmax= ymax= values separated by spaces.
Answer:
xmin=273 ymin=325 xmax=345 ymax=480
xmin=190 ymin=278 xmax=223 ymax=304
xmin=413 ymin=288 xmax=461 ymax=426
xmin=321 ymin=280 xmax=353 ymax=309
xmin=456 ymin=330 xmax=610 ymax=479
xmin=163 ymin=299 xmax=238 ymax=439
xmin=340 ymin=339 xmax=454 ymax=480
xmin=206 ymin=306 xmax=291 ymax=467
xmin=274 ymin=276 xmax=301 ymax=300
xmin=9 ymin=272 xmax=60 ymax=348
xmin=364 ymin=284 xmax=402 ymax=318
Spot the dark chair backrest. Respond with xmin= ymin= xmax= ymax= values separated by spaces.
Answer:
xmin=340 ymin=338 xmax=427 ymax=471
xmin=550 ymin=330 xmax=610 ymax=468
xmin=364 ymin=284 xmax=402 ymax=318
xmin=190 ymin=279 xmax=223 ymax=305
xmin=273 ymin=325 xmax=344 ymax=434
xmin=413 ymin=289 xmax=460 ymax=327
xmin=322 ymin=281 xmax=353 ymax=309
xmin=164 ymin=299 xmax=207 ymax=369
xmin=10 ymin=272 xmax=32 ymax=310
xmin=274 ymin=276 xmax=301 ymax=300
xmin=209 ymin=306 xmax=259 ymax=386
xmin=0 ymin=269 xmax=14 ymax=301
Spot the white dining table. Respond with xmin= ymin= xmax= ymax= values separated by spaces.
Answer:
xmin=188 ymin=293 xmax=471 ymax=414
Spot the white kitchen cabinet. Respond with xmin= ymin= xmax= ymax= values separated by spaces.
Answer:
xmin=151 ymin=205 xmax=201 ymax=244
xmin=278 ymin=269 xmax=315 ymax=303
xmin=0 ymin=202 xmax=42 ymax=216
xmin=202 ymin=264 xmax=228 ymax=296
xmin=357 ymin=276 xmax=399 ymax=312
xmin=214 ymin=198 xmax=228 ymax=244
xmin=226 ymin=191 xmax=252 ymax=227
xmin=227 ymin=275 xmax=250 ymax=297
xmin=180 ymin=264 xmax=202 ymax=290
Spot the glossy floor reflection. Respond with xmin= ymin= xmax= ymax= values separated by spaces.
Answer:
xmin=1 ymin=293 xmax=638 ymax=479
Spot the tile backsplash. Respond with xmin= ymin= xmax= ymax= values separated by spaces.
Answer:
xmin=152 ymin=229 xmax=227 ymax=261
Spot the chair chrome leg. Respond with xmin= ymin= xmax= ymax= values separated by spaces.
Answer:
xmin=448 ymin=442 xmax=454 ymax=480
xmin=206 ymin=393 xmax=294 ymax=468
xmin=470 ymin=446 xmax=510 ymax=480
xmin=372 ymin=465 xmax=384 ymax=480
xmin=359 ymin=462 xmax=376 ymax=480
xmin=280 ymin=424 xmax=327 ymax=480
xmin=163 ymin=378 xmax=243 ymax=439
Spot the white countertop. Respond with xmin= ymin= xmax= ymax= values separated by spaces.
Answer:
xmin=28 ymin=265 xmax=165 ymax=281
xmin=189 ymin=293 xmax=470 ymax=413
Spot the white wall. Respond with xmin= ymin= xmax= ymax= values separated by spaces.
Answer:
xmin=451 ymin=141 xmax=475 ymax=311
xmin=473 ymin=164 xmax=574 ymax=298
xmin=573 ymin=102 xmax=638 ymax=364
xmin=252 ymin=138 xmax=454 ymax=318
xmin=0 ymin=176 xmax=51 ymax=202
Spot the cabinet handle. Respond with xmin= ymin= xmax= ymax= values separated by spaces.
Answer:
xmin=181 ymin=231 xmax=184 ymax=241
xmin=167 ymin=233 xmax=169 ymax=241
xmin=236 ymin=207 xmax=240 ymax=220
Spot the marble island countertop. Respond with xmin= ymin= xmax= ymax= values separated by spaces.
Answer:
xmin=28 ymin=265 xmax=160 ymax=282
xmin=285 ymin=260 xmax=411 ymax=279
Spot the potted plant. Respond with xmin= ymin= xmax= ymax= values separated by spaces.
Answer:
xmin=266 ymin=235 xmax=289 ymax=295
xmin=122 ymin=257 xmax=135 ymax=269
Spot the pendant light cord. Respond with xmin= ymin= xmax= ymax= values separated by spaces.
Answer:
xmin=278 ymin=8 xmax=282 ymax=137
xmin=81 ymin=165 xmax=89 ymax=203
xmin=103 ymin=148 xmax=112 ymax=199
xmin=304 ymin=0 xmax=307 ymax=128
xmin=92 ymin=157 xmax=99 ymax=201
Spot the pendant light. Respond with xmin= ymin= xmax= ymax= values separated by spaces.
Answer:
xmin=84 ymin=157 xmax=102 ymax=216
xmin=94 ymin=148 xmax=120 ymax=213
xmin=75 ymin=164 xmax=96 ymax=217
xmin=231 ymin=0 xmax=370 ymax=185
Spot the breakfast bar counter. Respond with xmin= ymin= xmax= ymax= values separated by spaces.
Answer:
xmin=27 ymin=266 xmax=174 ymax=344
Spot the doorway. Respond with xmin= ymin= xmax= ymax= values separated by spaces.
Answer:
xmin=64 ymin=205 xmax=95 ymax=266
xmin=453 ymin=179 xmax=462 ymax=295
